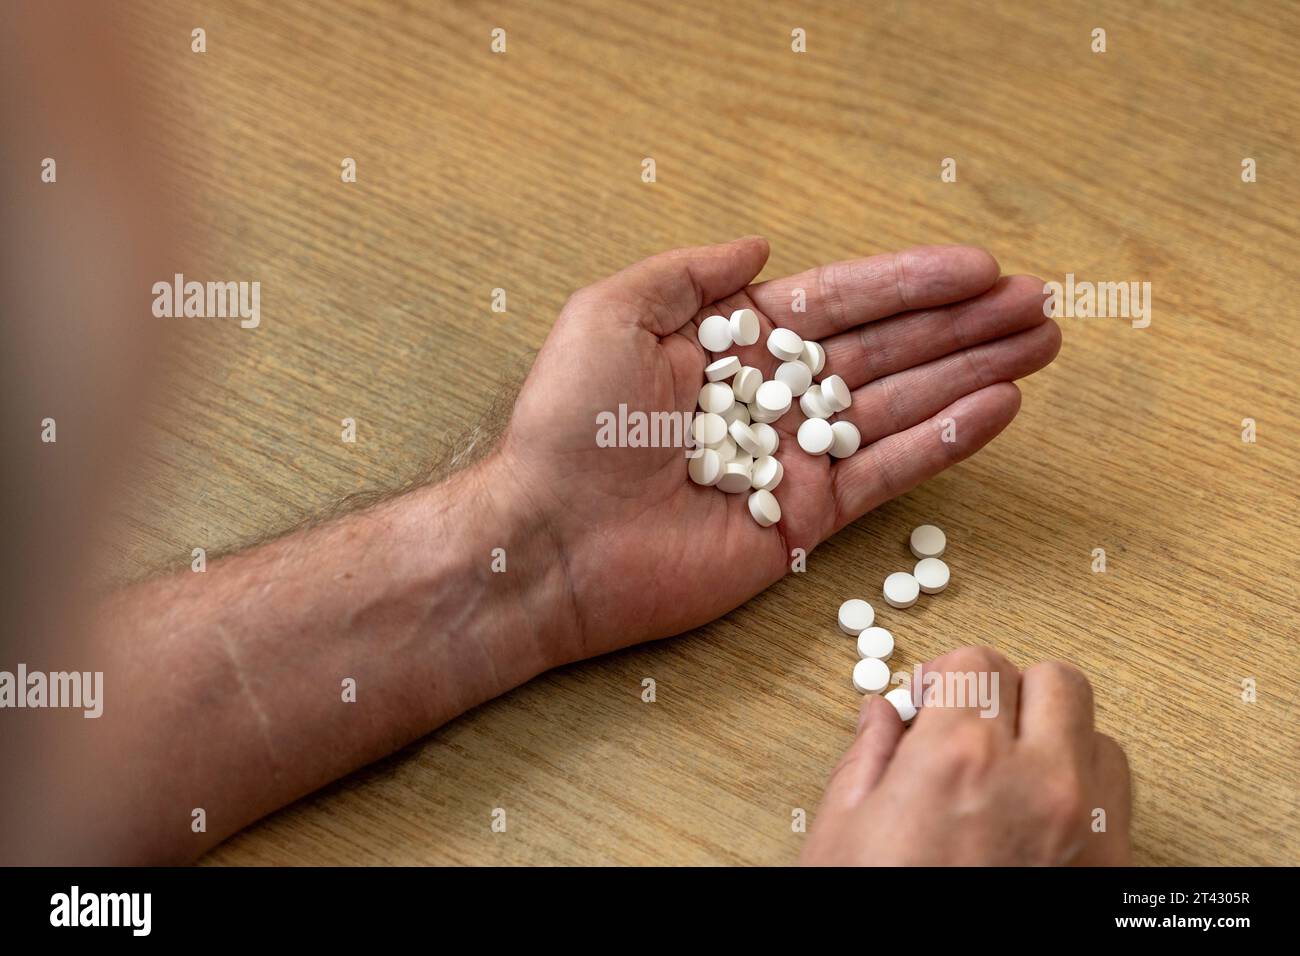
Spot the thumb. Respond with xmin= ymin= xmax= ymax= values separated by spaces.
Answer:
xmin=594 ymin=236 xmax=770 ymax=335
xmin=818 ymin=696 xmax=906 ymax=817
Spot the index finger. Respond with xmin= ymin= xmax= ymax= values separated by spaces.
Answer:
xmin=746 ymin=245 xmax=1000 ymax=341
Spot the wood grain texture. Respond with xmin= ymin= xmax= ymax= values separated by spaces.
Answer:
xmin=110 ymin=0 xmax=1298 ymax=865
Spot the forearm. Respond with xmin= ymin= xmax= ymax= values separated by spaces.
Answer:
xmin=66 ymin=455 xmax=572 ymax=863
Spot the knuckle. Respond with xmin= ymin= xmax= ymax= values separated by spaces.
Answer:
xmin=938 ymin=722 xmax=999 ymax=777
xmin=1031 ymin=660 xmax=1094 ymax=704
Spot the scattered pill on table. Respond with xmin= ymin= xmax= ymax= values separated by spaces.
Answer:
xmin=884 ymin=686 xmax=917 ymax=722
xmin=767 ymin=327 xmax=804 ymax=362
xmin=856 ymin=626 xmax=895 ymax=661
xmin=914 ymin=557 xmax=950 ymax=593
xmin=828 ymin=420 xmax=861 ymax=458
xmin=909 ymin=524 xmax=946 ymax=559
xmin=797 ymin=417 xmax=834 ymax=455
xmin=852 ymin=657 xmax=891 ymax=694
xmin=729 ymin=308 xmax=760 ymax=346
xmin=705 ymin=355 xmax=742 ymax=382
xmin=698 ymin=313 xmax=733 ymax=352
xmin=838 ymin=598 xmax=875 ymax=635
xmin=883 ymin=571 xmax=920 ymax=608
xmin=747 ymin=488 xmax=781 ymax=527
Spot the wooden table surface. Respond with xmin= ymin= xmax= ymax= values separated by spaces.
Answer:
xmin=113 ymin=0 xmax=1298 ymax=865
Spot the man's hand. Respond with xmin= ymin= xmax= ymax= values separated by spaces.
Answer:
xmin=493 ymin=236 xmax=1061 ymax=663
xmin=801 ymin=647 xmax=1133 ymax=865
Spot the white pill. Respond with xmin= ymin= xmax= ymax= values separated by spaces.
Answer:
xmin=721 ymin=401 xmax=750 ymax=427
xmin=692 ymin=412 xmax=727 ymax=446
xmin=852 ymin=657 xmax=891 ymax=694
xmin=728 ymin=419 xmax=763 ymax=456
xmin=697 ymin=314 xmax=733 ymax=352
xmin=729 ymin=308 xmax=760 ymax=347
xmin=717 ymin=462 xmax=753 ymax=494
xmin=747 ymin=488 xmax=781 ymax=527
xmin=856 ymin=626 xmax=895 ymax=661
xmin=914 ymin=557 xmax=950 ymax=594
xmin=837 ymin=598 xmax=875 ymax=635
xmin=754 ymin=380 xmax=793 ymax=416
xmin=828 ymin=420 xmax=861 ymax=458
xmin=799 ymin=340 xmax=826 ymax=376
xmin=797 ymin=417 xmax=834 ymax=455
xmin=698 ymin=382 xmax=734 ymax=414
xmin=749 ymin=404 xmax=781 ymax=424
xmin=820 ymin=374 xmax=851 ymax=413
xmin=751 ymin=455 xmax=783 ymax=491
xmin=883 ymin=571 xmax=920 ymax=609
xmin=705 ymin=355 xmax=742 ymax=382
xmin=731 ymin=452 xmax=753 ymax=472
xmin=775 ymin=360 xmax=813 ymax=397
xmin=749 ymin=422 xmax=779 ymax=457
xmin=713 ymin=435 xmax=737 ymax=460
xmin=732 ymin=366 xmax=762 ymax=403
xmin=909 ymin=524 xmax=946 ymax=559
xmin=884 ymin=686 xmax=917 ymax=722
xmin=767 ymin=327 xmax=804 ymax=362
xmin=687 ymin=448 xmax=722 ymax=486
xmin=799 ymin=387 xmax=832 ymax=420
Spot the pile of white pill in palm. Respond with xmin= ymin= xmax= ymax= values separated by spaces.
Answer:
xmin=838 ymin=524 xmax=952 ymax=723
xmin=689 ymin=309 xmax=861 ymax=527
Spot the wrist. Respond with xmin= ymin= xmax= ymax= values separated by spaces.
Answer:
xmin=400 ymin=450 xmax=580 ymax=695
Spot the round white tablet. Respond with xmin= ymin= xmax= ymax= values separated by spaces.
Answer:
xmin=705 ymin=355 xmax=742 ymax=382
xmin=749 ymin=404 xmax=780 ymax=424
xmin=732 ymin=366 xmax=763 ymax=403
xmin=729 ymin=308 xmax=760 ymax=347
xmin=914 ymin=557 xmax=950 ymax=594
xmin=731 ymin=451 xmax=753 ymax=471
xmin=852 ymin=657 xmax=891 ymax=694
xmin=837 ymin=598 xmax=875 ymax=635
xmin=775 ymin=360 xmax=813 ymax=397
xmin=697 ymin=313 xmax=733 ymax=352
xmin=721 ymin=401 xmax=750 ymax=427
xmin=884 ymin=686 xmax=917 ymax=722
xmin=828 ymin=420 xmax=861 ymax=458
xmin=747 ymin=488 xmax=781 ymax=527
xmin=799 ymin=340 xmax=826 ymax=375
xmin=909 ymin=524 xmax=946 ymax=559
xmin=754 ymin=379 xmax=793 ymax=416
xmin=797 ymin=417 xmax=834 ymax=455
xmin=717 ymin=462 xmax=752 ymax=494
xmin=713 ymin=435 xmax=738 ymax=460
xmin=698 ymin=382 xmax=734 ymax=414
xmin=767 ymin=327 xmax=804 ymax=362
xmin=750 ymin=422 xmax=779 ymax=457
xmin=799 ymin=388 xmax=832 ymax=420
xmin=883 ymin=571 xmax=920 ymax=609
xmin=692 ymin=412 xmax=727 ymax=447
xmin=687 ymin=448 xmax=722 ymax=486
xmin=856 ymin=626 xmax=895 ymax=661
xmin=751 ymin=455 xmax=783 ymax=491
xmin=728 ymin=419 xmax=763 ymax=456
xmin=820 ymin=374 xmax=851 ymax=413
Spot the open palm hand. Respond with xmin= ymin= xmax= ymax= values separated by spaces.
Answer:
xmin=499 ymin=237 xmax=1060 ymax=659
